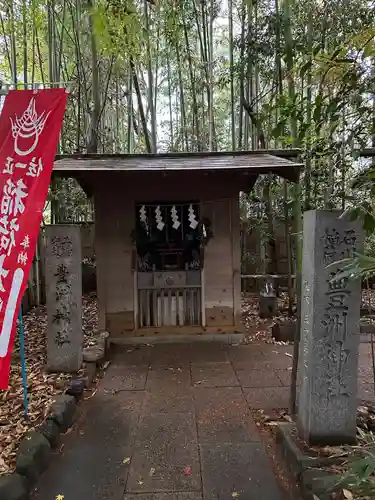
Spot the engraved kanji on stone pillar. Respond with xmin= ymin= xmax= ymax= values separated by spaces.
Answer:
xmin=45 ymin=225 xmax=82 ymax=372
xmin=297 ymin=210 xmax=364 ymax=445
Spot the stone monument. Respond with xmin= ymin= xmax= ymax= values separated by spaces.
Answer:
xmin=45 ymin=225 xmax=82 ymax=372
xmin=297 ymin=210 xmax=364 ymax=445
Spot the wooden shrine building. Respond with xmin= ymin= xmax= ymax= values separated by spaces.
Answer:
xmin=53 ymin=151 xmax=302 ymax=342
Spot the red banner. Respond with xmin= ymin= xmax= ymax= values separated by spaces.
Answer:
xmin=0 ymin=89 xmax=68 ymax=389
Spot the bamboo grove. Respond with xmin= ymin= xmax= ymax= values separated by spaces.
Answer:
xmin=0 ymin=0 xmax=375 ymax=242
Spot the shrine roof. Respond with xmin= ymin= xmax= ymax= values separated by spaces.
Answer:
xmin=53 ymin=150 xmax=303 ymax=182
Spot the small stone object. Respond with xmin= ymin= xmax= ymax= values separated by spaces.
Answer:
xmin=359 ymin=321 xmax=375 ymax=334
xmin=49 ymin=394 xmax=76 ymax=432
xmin=16 ymin=432 xmax=51 ymax=486
xmin=272 ymin=321 xmax=296 ymax=342
xmin=259 ymin=279 xmax=277 ymax=318
xmin=0 ymin=473 xmax=29 ymax=500
xmin=39 ymin=418 xmax=60 ymax=449
xmin=83 ymin=345 xmax=105 ymax=363
xmin=259 ymin=296 xmax=277 ymax=318
xmin=65 ymin=378 xmax=85 ymax=399
xmin=98 ymin=331 xmax=110 ymax=352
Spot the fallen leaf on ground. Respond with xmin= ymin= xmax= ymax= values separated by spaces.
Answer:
xmin=232 ymin=492 xmax=240 ymax=498
xmin=184 ymin=466 xmax=192 ymax=475
xmin=283 ymin=414 xmax=293 ymax=423
xmin=84 ymin=389 xmax=97 ymax=400
xmin=56 ymin=495 xmax=65 ymax=500
xmin=0 ymin=295 xmax=100 ymax=474
xmin=285 ymin=353 xmax=292 ymax=357
xmin=123 ymin=457 xmax=131 ymax=464
xmin=342 ymin=489 xmax=353 ymax=500
xmin=149 ymin=467 xmax=155 ymax=476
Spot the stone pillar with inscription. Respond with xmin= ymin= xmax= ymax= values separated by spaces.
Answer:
xmin=297 ymin=210 xmax=364 ymax=445
xmin=45 ymin=225 xmax=82 ymax=372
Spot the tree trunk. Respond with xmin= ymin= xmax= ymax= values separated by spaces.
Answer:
xmin=87 ymin=0 xmax=100 ymax=154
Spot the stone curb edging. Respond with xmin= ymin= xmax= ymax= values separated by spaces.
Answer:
xmin=0 ymin=334 xmax=110 ymax=500
xmin=276 ymin=423 xmax=350 ymax=500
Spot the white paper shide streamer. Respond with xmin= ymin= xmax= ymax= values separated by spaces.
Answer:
xmin=188 ymin=204 xmax=198 ymax=229
xmin=155 ymin=205 xmax=165 ymax=231
xmin=170 ymin=205 xmax=181 ymax=230
xmin=139 ymin=205 xmax=149 ymax=234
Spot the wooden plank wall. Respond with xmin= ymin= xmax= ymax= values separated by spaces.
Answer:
xmin=201 ymin=198 xmax=234 ymax=327
xmin=95 ymin=178 xmax=134 ymax=334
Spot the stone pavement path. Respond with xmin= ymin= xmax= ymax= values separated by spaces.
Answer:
xmin=32 ymin=338 xmax=375 ymax=500
xmin=31 ymin=341 xmax=375 ymax=500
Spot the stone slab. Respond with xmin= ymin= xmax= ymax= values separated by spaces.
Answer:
xmin=48 ymin=395 xmax=76 ymax=432
xmin=126 ymin=412 xmax=200 ymax=493
xmin=83 ymin=345 xmax=105 ymax=363
xmin=194 ymin=387 xmax=260 ymax=444
xmin=260 ymin=344 xmax=294 ymax=356
xmin=188 ymin=344 xmax=229 ymax=363
xmin=149 ymin=345 xmax=191 ymax=367
xmin=232 ymin=351 xmax=293 ymax=371
xmin=124 ymin=494 xmax=203 ymax=500
xmin=39 ymin=418 xmax=60 ymax=449
xmin=360 ymin=333 xmax=375 ymax=343
xmin=111 ymin=335 xmax=244 ymax=345
xmin=45 ymin=225 xmax=82 ymax=372
xmin=358 ymin=364 xmax=374 ymax=378
xmin=276 ymin=369 xmax=291 ymax=387
xmin=234 ymin=367 xmax=283 ymax=388
xmin=0 ymin=473 xmax=29 ymax=500
xmin=231 ymin=350 xmax=293 ymax=371
xmin=200 ymin=442 xmax=283 ymax=500
xmin=32 ymin=392 xmax=143 ymax=500
xmin=227 ymin=345 xmax=265 ymax=363
xmin=244 ymin=387 xmax=290 ymax=410
xmin=358 ymin=382 xmax=375 ymax=402
xmin=275 ymin=423 xmax=343 ymax=482
xmin=298 ymin=210 xmax=364 ymax=445
xmin=143 ymin=389 xmax=195 ymax=414
xmin=146 ymin=367 xmax=191 ymax=390
xmin=111 ymin=345 xmax=152 ymax=365
xmin=16 ymin=432 xmax=51 ymax=486
xmin=359 ymin=343 xmax=373 ymax=356
xmin=99 ymin=364 xmax=148 ymax=392
xmin=191 ymin=362 xmax=239 ymax=387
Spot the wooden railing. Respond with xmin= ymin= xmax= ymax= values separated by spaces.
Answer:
xmin=138 ymin=286 xmax=201 ymax=327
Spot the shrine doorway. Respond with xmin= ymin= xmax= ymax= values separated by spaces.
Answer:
xmin=133 ymin=201 xmax=203 ymax=328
